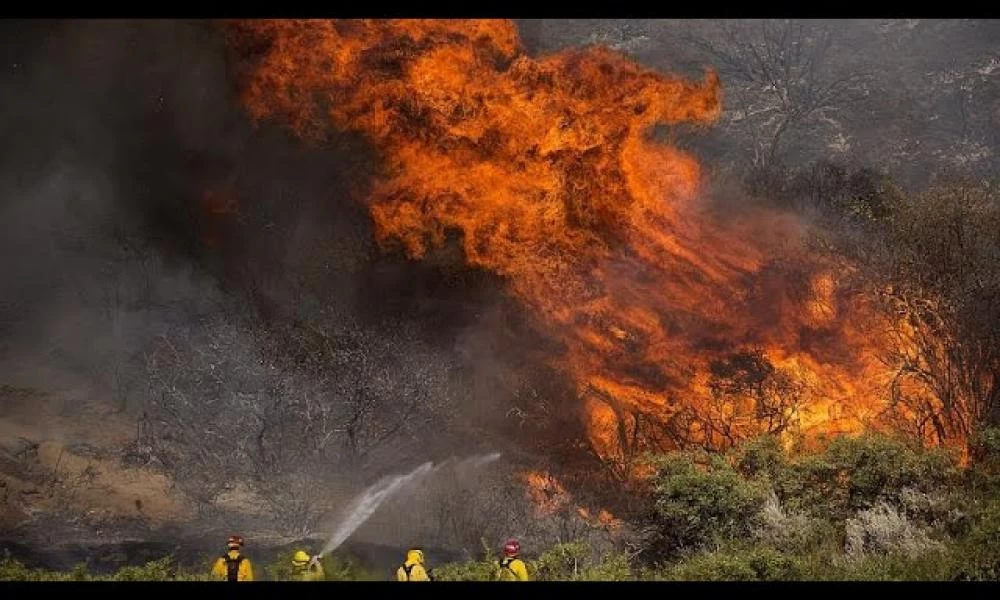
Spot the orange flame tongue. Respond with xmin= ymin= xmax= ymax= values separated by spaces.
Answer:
xmin=229 ymin=19 xmax=897 ymax=462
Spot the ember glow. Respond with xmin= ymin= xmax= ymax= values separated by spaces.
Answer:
xmin=524 ymin=470 xmax=570 ymax=516
xmin=226 ymin=19 xmax=933 ymax=464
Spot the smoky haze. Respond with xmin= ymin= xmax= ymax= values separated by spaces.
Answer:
xmin=0 ymin=18 xmax=996 ymax=559
xmin=519 ymin=19 xmax=1000 ymax=188
xmin=0 ymin=19 xmax=494 ymax=414
xmin=0 ymin=20 xmax=566 ymax=557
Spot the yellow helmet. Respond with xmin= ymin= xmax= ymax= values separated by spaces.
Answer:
xmin=406 ymin=549 xmax=424 ymax=565
xmin=292 ymin=550 xmax=311 ymax=565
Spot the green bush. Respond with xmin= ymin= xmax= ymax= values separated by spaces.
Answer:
xmin=530 ymin=541 xmax=591 ymax=580
xmin=754 ymin=492 xmax=841 ymax=554
xmin=0 ymin=558 xmax=73 ymax=581
xmin=529 ymin=540 xmax=633 ymax=581
xmin=649 ymin=452 xmax=768 ymax=555
xmin=111 ymin=557 xmax=176 ymax=581
xmin=0 ymin=557 xmax=212 ymax=581
xmin=659 ymin=546 xmax=804 ymax=581
xmin=658 ymin=544 xmax=962 ymax=581
xmin=969 ymin=426 xmax=1000 ymax=490
xmin=977 ymin=426 xmax=1000 ymax=456
xmin=664 ymin=434 xmax=999 ymax=581
xmin=815 ymin=551 xmax=959 ymax=581
xmin=951 ymin=494 xmax=1000 ymax=580
xmin=69 ymin=563 xmax=90 ymax=581
xmin=640 ymin=434 xmax=973 ymax=569
xmin=779 ymin=434 xmax=959 ymax=520
xmin=434 ymin=540 xmax=499 ymax=581
xmin=576 ymin=552 xmax=634 ymax=581
xmin=433 ymin=558 xmax=497 ymax=581
xmin=733 ymin=435 xmax=787 ymax=482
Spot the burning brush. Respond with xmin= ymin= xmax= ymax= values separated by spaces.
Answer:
xmin=224 ymin=19 xmax=926 ymax=466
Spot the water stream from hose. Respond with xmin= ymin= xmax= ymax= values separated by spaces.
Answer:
xmin=320 ymin=452 xmax=500 ymax=556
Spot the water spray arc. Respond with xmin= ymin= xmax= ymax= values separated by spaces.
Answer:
xmin=318 ymin=452 xmax=501 ymax=558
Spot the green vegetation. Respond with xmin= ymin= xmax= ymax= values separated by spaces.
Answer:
xmin=0 ymin=556 xmax=212 ymax=581
xmin=3 ymin=431 xmax=998 ymax=581
xmin=438 ymin=431 xmax=1000 ymax=581
xmin=0 ymin=548 xmax=384 ymax=582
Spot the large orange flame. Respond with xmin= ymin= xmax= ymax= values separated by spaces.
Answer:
xmin=226 ymin=19 xmax=926 ymax=464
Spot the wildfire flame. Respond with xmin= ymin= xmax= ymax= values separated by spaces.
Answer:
xmin=523 ymin=470 xmax=570 ymax=516
xmin=226 ymin=19 xmax=936 ymax=464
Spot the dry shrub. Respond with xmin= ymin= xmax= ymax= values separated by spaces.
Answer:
xmin=844 ymin=502 xmax=944 ymax=558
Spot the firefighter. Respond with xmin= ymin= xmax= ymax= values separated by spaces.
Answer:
xmin=291 ymin=550 xmax=325 ymax=581
xmin=496 ymin=538 xmax=529 ymax=581
xmin=396 ymin=548 xmax=431 ymax=581
xmin=211 ymin=535 xmax=254 ymax=582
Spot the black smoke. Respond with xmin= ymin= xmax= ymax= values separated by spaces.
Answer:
xmin=0 ymin=19 xmax=512 ymax=398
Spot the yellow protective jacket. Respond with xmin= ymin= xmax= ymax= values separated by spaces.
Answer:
xmin=211 ymin=550 xmax=254 ymax=581
xmin=497 ymin=557 xmax=529 ymax=581
xmin=396 ymin=550 xmax=430 ymax=581
xmin=292 ymin=562 xmax=326 ymax=582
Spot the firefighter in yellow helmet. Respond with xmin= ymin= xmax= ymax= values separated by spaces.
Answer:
xmin=496 ymin=538 xmax=529 ymax=581
xmin=211 ymin=535 xmax=254 ymax=582
xmin=396 ymin=548 xmax=431 ymax=581
xmin=291 ymin=550 xmax=325 ymax=581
